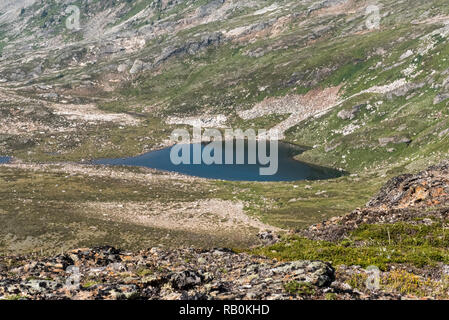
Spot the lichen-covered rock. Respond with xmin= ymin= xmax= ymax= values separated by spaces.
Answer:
xmin=170 ymin=270 xmax=204 ymax=290
xmin=129 ymin=59 xmax=144 ymax=75
xmin=367 ymin=161 xmax=449 ymax=209
xmin=0 ymin=246 xmax=337 ymax=300
xmin=271 ymin=260 xmax=335 ymax=287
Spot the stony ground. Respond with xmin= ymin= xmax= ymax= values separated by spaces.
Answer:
xmin=0 ymin=243 xmax=407 ymax=300
xmin=0 ymin=245 xmax=336 ymax=300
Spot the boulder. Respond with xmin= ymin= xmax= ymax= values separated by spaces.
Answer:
xmin=271 ymin=260 xmax=335 ymax=287
xmin=129 ymin=59 xmax=144 ymax=75
xmin=170 ymin=270 xmax=205 ymax=290
xmin=337 ymin=104 xmax=364 ymax=120
xmin=434 ymin=93 xmax=449 ymax=105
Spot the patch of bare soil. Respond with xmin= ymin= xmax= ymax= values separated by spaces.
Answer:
xmin=80 ymin=199 xmax=282 ymax=235
xmin=50 ymin=103 xmax=139 ymax=125
xmin=238 ymin=86 xmax=342 ymax=138
xmin=310 ymin=0 xmax=354 ymax=17
xmin=414 ymin=15 xmax=449 ymax=25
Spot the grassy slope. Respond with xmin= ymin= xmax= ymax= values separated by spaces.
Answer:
xmin=0 ymin=165 xmax=264 ymax=255
xmin=254 ymin=220 xmax=449 ymax=270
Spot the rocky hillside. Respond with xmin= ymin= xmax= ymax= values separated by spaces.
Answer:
xmin=2 ymin=162 xmax=449 ymax=300
xmin=2 ymin=0 xmax=449 ymax=300
xmin=257 ymin=161 xmax=449 ymax=299
xmin=303 ymin=161 xmax=449 ymax=242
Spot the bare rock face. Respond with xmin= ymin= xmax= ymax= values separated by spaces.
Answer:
xmin=302 ymin=161 xmax=449 ymax=242
xmin=367 ymin=161 xmax=449 ymax=209
xmin=434 ymin=93 xmax=449 ymax=105
xmin=153 ymin=32 xmax=224 ymax=66
xmin=378 ymin=136 xmax=412 ymax=147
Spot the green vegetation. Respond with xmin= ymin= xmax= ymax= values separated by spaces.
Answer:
xmin=0 ymin=165 xmax=255 ymax=255
xmin=136 ymin=268 xmax=154 ymax=277
xmin=215 ymin=174 xmax=383 ymax=229
xmin=3 ymin=0 xmax=449 ymax=179
xmin=82 ymin=280 xmax=102 ymax=289
xmin=13 ymin=116 xmax=175 ymax=162
xmin=254 ymin=222 xmax=449 ymax=270
xmin=345 ymin=269 xmax=449 ymax=298
xmin=0 ymin=41 xmax=5 ymax=56
xmin=284 ymin=281 xmax=316 ymax=296
xmin=2 ymin=294 xmax=27 ymax=300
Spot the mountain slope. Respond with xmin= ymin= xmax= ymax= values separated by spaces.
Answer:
xmin=1 ymin=0 xmax=449 ymax=259
xmin=0 ymin=0 xmax=448 ymax=176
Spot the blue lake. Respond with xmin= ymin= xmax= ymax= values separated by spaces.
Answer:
xmin=0 ymin=156 xmax=11 ymax=164
xmin=92 ymin=142 xmax=343 ymax=182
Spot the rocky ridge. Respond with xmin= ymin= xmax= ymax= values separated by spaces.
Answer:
xmin=303 ymin=161 xmax=449 ymax=242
